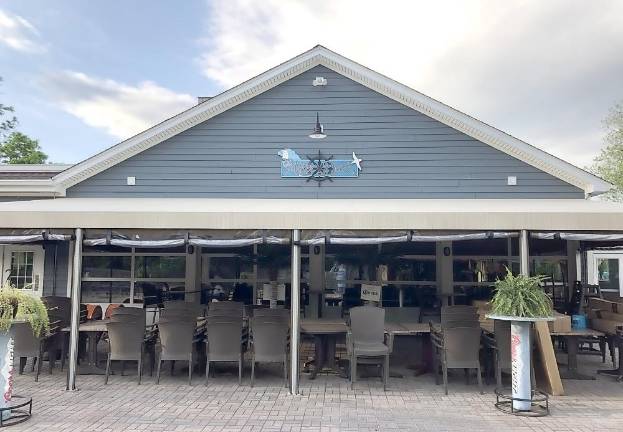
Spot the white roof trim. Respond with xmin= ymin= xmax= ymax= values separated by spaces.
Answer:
xmin=0 ymin=164 xmax=72 ymax=172
xmin=22 ymin=45 xmax=609 ymax=196
xmin=0 ymin=179 xmax=63 ymax=197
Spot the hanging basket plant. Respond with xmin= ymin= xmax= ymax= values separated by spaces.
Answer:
xmin=0 ymin=283 xmax=50 ymax=337
xmin=491 ymin=268 xmax=552 ymax=318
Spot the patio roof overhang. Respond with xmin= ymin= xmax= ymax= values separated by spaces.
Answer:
xmin=1 ymin=198 xmax=623 ymax=231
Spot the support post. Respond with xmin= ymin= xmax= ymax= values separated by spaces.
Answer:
xmin=67 ymin=228 xmax=83 ymax=391
xmin=519 ymin=229 xmax=529 ymax=277
xmin=290 ymin=229 xmax=301 ymax=395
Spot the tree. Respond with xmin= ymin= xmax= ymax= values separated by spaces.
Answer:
xmin=590 ymin=102 xmax=623 ymax=201
xmin=0 ymin=132 xmax=48 ymax=164
xmin=0 ymin=78 xmax=17 ymax=141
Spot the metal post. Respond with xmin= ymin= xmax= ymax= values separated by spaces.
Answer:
xmin=67 ymin=228 xmax=83 ymax=391
xmin=519 ymin=229 xmax=529 ymax=276
xmin=290 ymin=229 xmax=301 ymax=395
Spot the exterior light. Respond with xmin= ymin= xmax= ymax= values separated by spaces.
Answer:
xmin=309 ymin=112 xmax=327 ymax=139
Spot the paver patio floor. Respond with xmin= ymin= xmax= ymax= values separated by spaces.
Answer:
xmin=7 ymin=352 xmax=623 ymax=432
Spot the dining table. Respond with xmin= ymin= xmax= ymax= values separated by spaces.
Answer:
xmin=550 ymin=328 xmax=605 ymax=380
xmin=300 ymin=319 xmax=349 ymax=379
xmin=62 ymin=319 xmax=110 ymax=375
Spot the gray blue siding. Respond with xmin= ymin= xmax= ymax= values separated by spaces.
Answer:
xmin=67 ymin=66 xmax=583 ymax=198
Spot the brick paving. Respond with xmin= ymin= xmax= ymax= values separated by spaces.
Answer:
xmin=6 ymin=354 xmax=623 ymax=432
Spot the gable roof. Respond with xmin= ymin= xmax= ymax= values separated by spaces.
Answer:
xmin=3 ymin=45 xmax=612 ymax=197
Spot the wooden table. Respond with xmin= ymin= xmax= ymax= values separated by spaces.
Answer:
xmin=551 ymin=328 xmax=605 ymax=380
xmin=300 ymin=319 xmax=348 ymax=379
xmin=62 ymin=319 xmax=110 ymax=375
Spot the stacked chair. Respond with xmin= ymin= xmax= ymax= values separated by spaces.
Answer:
xmin=249 ymin=308 xmax=290 ymax=387
xmin=155 ymin=301 xmax=201 ymax=385
xmin=205 ymin=302 xmax=246 ymax=384
xmin=430 ymin=305 xmax=483 ymax=395
xmin=105 ymin=306 xmax=156 ymax=384
xmin=482 ymin=319 xmax=511 ymax=391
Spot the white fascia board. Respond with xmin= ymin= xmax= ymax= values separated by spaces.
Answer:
xmin=0 ymin=164 xmax=72 ymax=172
xmin=0 ymin=179 xmax=64 ymax=197
xmin=49 ymin=45 xmax=610 ymax=196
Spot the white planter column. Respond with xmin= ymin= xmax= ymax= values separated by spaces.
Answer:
xmin=67 ymin=228 xmax=83 ymax=391
xmin=513 ymin=229 xmax=531 ymax=411
xmin=0 ymin=329 xmax=15 ymax=419
xmin=290 ymin=229 xmax=301 ymax=395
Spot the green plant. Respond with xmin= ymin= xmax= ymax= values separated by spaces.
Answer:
xmin=0 ymin=282 xmax=50 ymax=337
xmin=491 ymin=268 xmax=552 ymax=318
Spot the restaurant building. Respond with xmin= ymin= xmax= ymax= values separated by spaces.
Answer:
xmin=1 ymin=45 xmax=623 ymax=393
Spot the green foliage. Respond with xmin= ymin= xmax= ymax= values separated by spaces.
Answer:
xmin=0 ymin=131 xmax=48 ymax=164
xmin=0 ymin=77 xmax=17 ymax=141
xmin=0 ymin=282 xmax=50 ymax=337
xmin=590 ymin=102 xmax=623 ymax=201
xmin=491 ymin=268 xmax=552 ymax=318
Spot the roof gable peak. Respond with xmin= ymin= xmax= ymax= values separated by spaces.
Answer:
xmin=49 ymin=45 xmax=609 ymax=197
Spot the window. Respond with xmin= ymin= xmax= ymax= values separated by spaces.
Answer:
xmin=9 ymin=251 xmax=34 ymax=289
xmin=81 ymin=249 xmax=187 ymax=305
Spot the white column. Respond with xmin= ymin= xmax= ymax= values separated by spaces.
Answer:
xmin=67 ymin=228 xmax=83 ymax=391
xmin=519 ymin=229 xmax=529 ymax=277
xmin=290 ymin=229 xmax=301 ymax=395
xmin=512 ymin=229 xmax=531 ymax=411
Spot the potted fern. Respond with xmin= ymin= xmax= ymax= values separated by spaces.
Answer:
xmin=0 ymin=283 xmax=50 ymax=420
xmin=487 ymin=268 xmax=553 ymax=412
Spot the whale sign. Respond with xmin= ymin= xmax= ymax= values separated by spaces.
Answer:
xmin=277 ymin=148 xmax=362 ymax=183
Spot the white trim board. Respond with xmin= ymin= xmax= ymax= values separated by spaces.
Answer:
xmin=6 ymin=45 xmax=611 ymax=197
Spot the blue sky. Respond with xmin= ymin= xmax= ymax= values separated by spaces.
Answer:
xmin=1 ymin=0 xmax=622 ymax=167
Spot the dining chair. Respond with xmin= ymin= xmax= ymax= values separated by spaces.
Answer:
xmin=13 ymin=322 xmax=44 ymax=381
xmin=105 ymin=321 xmax=146 ymax=384
xmin=42 ymin=296 xmax=71 ymax=372
xmin=205 ymin=316 xmax=245 ymax=384
xmin=483 ymin=319 xmax=511 ymax=391
xmin=430 ymin=322 xmax=483 ymax=395
xmin=156 ymin=320 xmax=196 ymax=385
xmin=250 ymin=316 xmax=289 ymax=387
xmin=348 ymin=306 xmax=390 ymax=390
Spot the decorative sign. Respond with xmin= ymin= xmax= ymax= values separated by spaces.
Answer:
xmin=360 ymin=283 xmax=382 ymax=302
xmin=277 ymin=148 xmax=362 ymax=183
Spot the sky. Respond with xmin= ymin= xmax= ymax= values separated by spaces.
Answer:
xmin=0 ymin=0 xmax=622 ymax=168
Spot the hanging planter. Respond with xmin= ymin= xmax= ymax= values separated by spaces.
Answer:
xmin=0 ymin=284 xmax=50 ymax=425
xmin=487 ymin=268 xmax=553 ymax=415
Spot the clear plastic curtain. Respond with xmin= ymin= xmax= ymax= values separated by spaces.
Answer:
xmin=82 ymin=229 xmax=291 ymax=248
xmin=531 ymin=232 xmax=623 ymax=241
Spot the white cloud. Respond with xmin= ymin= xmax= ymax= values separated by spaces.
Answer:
xmin=0 ymin=9 xmax=44 ymax=53
xmin=41 ymin=71 xmax=195 ymax=139
xmin=198 ymin=0 xmax=623 ymax=167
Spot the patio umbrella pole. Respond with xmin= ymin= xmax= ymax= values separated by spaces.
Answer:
xmin=290 ymin=229 xmax=301 ymax=395
xmin=67 ymin=228 xmax=83 ymax=391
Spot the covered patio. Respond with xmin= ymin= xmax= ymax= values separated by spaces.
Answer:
xmin=1 ymin=197 xmax=623 ymax=397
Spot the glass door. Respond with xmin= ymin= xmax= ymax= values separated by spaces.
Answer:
xmin=588 ymin=252 xmax=623 ymax=296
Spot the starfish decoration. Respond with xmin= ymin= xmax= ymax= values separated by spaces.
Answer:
xmin=351 ymin=152 xmax=363 ymax=171
xmin=305 ymin=150 xmax=334 ymax=185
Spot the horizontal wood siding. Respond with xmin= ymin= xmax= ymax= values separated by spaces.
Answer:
xmin=67 ymin=66 xmax=583 ymax=199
